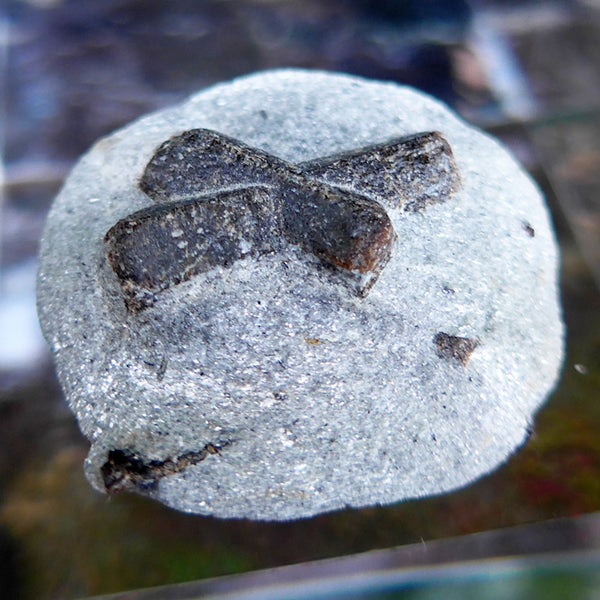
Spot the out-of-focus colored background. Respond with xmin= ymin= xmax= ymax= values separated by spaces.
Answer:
xmin=1 ymin=1 xmax=599 ymax=599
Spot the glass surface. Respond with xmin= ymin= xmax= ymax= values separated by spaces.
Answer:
xmin=86 ymin=514 xmax=600 ymax=599
xmin=1 ymin=1 xmax=599 ymax=599
xmin=146 ymin=554 xmax=600 ymax=600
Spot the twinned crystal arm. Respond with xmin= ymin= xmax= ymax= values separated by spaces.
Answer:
xmin=280 ymin=180 xmax=396 ymax=295
xmin=105 ymin=184 xmax=396 ymax=311
xmin=139 ymin=129 xmax=286 ymax=202
xmin=299 ymin=131 xmax=461 ymax=212
xmin=105 ymin=187 xmax=282 ymax=312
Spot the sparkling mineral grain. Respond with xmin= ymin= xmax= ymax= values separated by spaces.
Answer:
xmin=37 ymin=70 xmax=564 ymax=520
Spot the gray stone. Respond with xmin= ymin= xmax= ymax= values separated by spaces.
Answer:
xmin=36 ymin=70 xmax=564 ymax=520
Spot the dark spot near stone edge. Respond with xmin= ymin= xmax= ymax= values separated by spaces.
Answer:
xmin=523 ymin=222 xmax=535 ymax=237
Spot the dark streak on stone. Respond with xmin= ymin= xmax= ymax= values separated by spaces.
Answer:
xmin=101 ymin=441 xmax=229 ymax=494
xmin=156 ymin=355 xmax=168 ymax=381
xmin=434 ymin=332 xmax=479 ymax=366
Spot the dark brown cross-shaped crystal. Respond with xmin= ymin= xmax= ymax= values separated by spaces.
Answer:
xmin=105 ymin=129 xmax=461 ymax=312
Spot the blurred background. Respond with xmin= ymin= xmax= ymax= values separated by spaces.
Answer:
xmin=1 ymin=1 xmax=600 ymax=598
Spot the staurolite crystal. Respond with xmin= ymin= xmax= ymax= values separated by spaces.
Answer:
xmin=37 ymin=70 xmax=564 ymax=520
xmin=107 ymin=128 xmax=458 ymax=312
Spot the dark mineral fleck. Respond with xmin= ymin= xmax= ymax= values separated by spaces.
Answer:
xmin=107 ymin=128 xmax=461 ymax=311
xmin=523 ymin=222 xmax=535 ymax=237
xmin=434 ymin=332 xmax=479 ymax=365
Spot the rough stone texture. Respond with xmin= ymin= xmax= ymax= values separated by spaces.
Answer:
xmin=36 ymin=70 xmax=564 ymax=520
